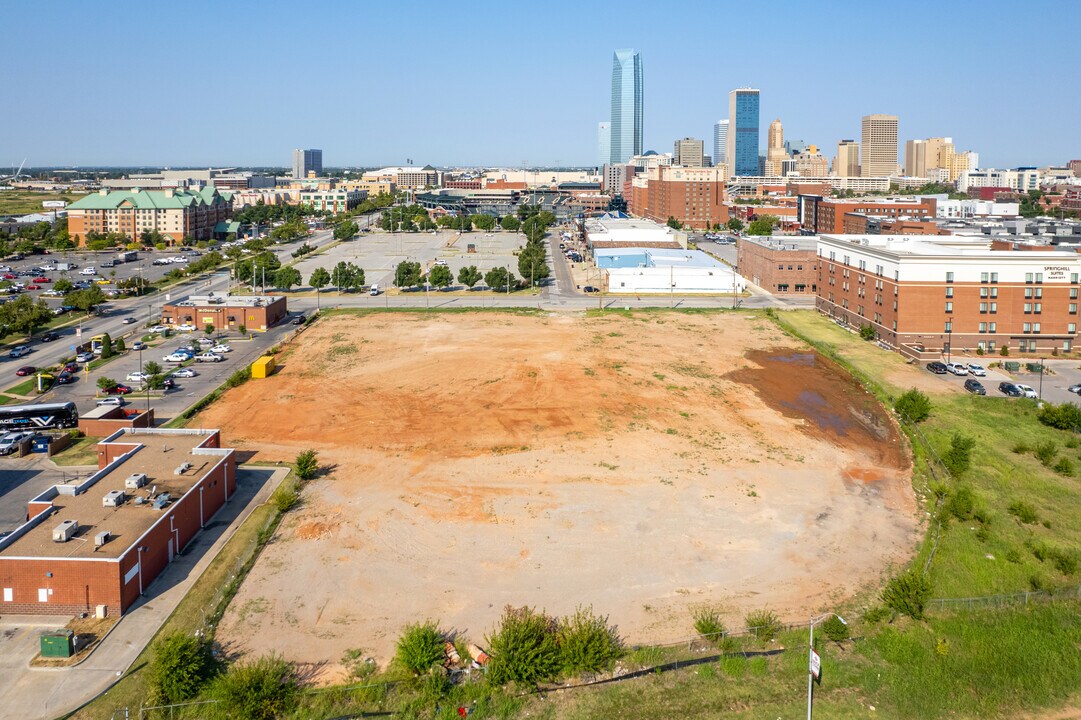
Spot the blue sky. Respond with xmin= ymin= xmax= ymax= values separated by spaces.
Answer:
xmin=2 ymin=0 xmax=1078 ymax=169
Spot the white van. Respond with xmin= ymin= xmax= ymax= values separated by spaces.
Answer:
xmin=80 ymin=267 xmax=97 ymax=275
xmin=370 ymin=283 xmax=379 ymax=296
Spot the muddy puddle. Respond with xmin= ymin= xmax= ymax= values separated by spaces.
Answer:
xmin=728 ymin=350 xmax=907 ymax=469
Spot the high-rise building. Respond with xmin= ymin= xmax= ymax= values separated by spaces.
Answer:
xmin=726 ymin=88 xmax=760 ymax=177
xmin=860 ymin=115 xmax=898 ymax=177
xmin=609 ymin=49 xmax=643 ymax=164
xmin=673 ymin=137 xmax=705 ymax=167
xmin=834 ymin=140 xmax=860 ymax=177
xmin=713 ymin=120 xmax=729 ymax=167
xmin=598 ymin=122 xmax=611 ymax=168
xmin=292 ymin=148 xmax=323 ymax=179
xmin=1069 ymin=159 xmax=1081 ymax=177
xmin=766 ymin=119 xmax=786 ymax=175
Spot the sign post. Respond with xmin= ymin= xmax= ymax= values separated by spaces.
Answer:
xmin=809 ymin=648 xmax=821 ymax=682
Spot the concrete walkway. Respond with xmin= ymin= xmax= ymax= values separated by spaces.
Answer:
xmin=0 ymin=466 xmax=289 ymax=720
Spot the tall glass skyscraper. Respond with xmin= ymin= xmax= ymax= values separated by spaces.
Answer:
xmin=609 ymin=49 xmax=643 ymax=164
xmin=713 ymin=120 xmax=729 ymax=167
xmin=726 ymin=88 xmax=760 ymax=177
xmin=598 ymin=122 xmax=611 ymax=168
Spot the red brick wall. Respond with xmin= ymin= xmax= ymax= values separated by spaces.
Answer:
xmin=737 ymin=240 xmax=818 ymax=293
xmin=0 ymin=557 xmax=121 ymax=616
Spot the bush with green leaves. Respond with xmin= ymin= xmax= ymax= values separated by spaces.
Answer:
xmin=820 ymin=615 xmax=850 ymax=642
xmin=882 ymin=569 xmax=932 ymax=620
xmin=894 ymin=388 xmax=931 ymax=423
xmin=486 ymin=605 xmax=560 ymax=687
xmin=1054 ymin=457 xmax=1075 ymax=476
xmin=1034 ymin=440 xmax=1058 ymax=467
xmin=744 ymin=609 xmax=782 ymax=641
xmin=394 ymin=620 xmax=445 ymax=676
xmin=859 ymin=325 xmax=875 ymax=340
xmin=226 ymin=366 xmax=251 ymax=388
xmin=270 ymin=479 xmax=300 ymax=513
xmin=1037 ymin=401 xmax=1081 ymax=431
xmin=945 ymin=485 xmax=977 ymax=520
xmin=692 ymin=606 xmax=726 ymax=643
xmin=148 ymin=632 xmax=219 ymax=705
xmin=207 ymin=654 xmax=299 ymax=720
xmin=557 ymin=606 xmax=623 ymax=673
xmin=942 ymin=433 xmax=976 ymax=476
xmin=294 ymin=449 xmax=319 ymax=480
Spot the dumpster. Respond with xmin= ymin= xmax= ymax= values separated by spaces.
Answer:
xmin=1004 ymin=361 xmax=1021 ymax=372
xmin=1025 ymin=363 xmax=1044 ymax=373
xmin=40 ymin=630 xmax=74 ymax=658
xmin=251 ymin=356 xmax=276 ymax=379
xmin=31 ymin=435 xmax=52 ymax=453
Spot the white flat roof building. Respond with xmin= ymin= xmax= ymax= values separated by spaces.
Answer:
xmin=596 ymin=247 xmax=745 ymax=294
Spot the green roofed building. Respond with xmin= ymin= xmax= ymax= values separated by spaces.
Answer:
xmin=66 ymin=187 xmax=234 ymax=246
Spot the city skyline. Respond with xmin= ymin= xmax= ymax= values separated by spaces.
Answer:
xmin=1 ymin=0 xmax=1079 ymax=168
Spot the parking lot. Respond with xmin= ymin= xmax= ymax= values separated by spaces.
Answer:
xmin=920 ymin=355 xmax=1081 ymax=405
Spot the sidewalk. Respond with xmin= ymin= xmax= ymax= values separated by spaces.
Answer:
xmin=0 ymin=465 xmax=289 ymax=720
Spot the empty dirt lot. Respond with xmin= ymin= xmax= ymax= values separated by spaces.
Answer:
xmin=204 ymin=310 xmax=918 ymax=681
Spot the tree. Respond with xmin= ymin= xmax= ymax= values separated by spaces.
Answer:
xmin=207 ymin=654 xmax=300 ymax=720
xmin=99 ymin=333 xmax=114 ymax=359
xmin=333 ymin=220 xmax=360 ymax=241
xmin=942 ymin=433 xmax=976 ymax=476
xmin=726 ymin=217 xmax=744 ymax=232
xmin=518 ymin=243 xmax=550 ymax=286
xmin=395 ymin=621 xmax=445 ymax=676
xmin=746 ymin=214 xmax=779 ymax=236
xmin=270 ymin=220 xmax=307 ymax=243
xmin=309 ymin=267 xmax=330 ymax=293
xmin=295 ymin=449 xmax=319 ymax=480
xmin=274 ymin=266 xmax=302 ymax=291
xmin=332 ymin=261 xmax=365 ymax=292
xmin=428 ymin=264 xmax=453 ymax=289
xmin=458 ymin=265 xmax=482 ymax=288
xmin=471 ymin=214 xmax=497 ymax=231
xmin=235 ymin=251 xmax=281 ymax=285
xmin=0 ymin=294 xmax=53 ymax=338
xmin=667 ymin=216 xmax=682 ymax=230
xmin=114 ymin=337 xmax=125 ymax=353
xmin=67 ymin=285 xmax=106 ymax=314
xmin=500 ymin=215 xmax=521 ymax=232
xmin=97 ymin=377 xmax=118 ymax=392
xmin=143 ymin=360 xmax=163 ymax=376
xmin=148 ymin=632 xmax=219 ymax=705
xmin=205 ymin=323 xmax=215 ymax=337
xmin=485 ymin=266 xmax=513 ymax=292
xmin=394 ymin=260 xmax=423 ymax=288
xmin=894 ymin=388 xmax=932 ymax=423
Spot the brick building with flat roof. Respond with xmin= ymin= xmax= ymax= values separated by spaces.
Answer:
xmin=737 ymin=235 xmax=818 ymax=294
xmin=0 ymin=429 xmax=235 ymax=616
xmin=160 ymin=293 xmax=287 ymax=332
xmin=799 ymin=195 xmax=936 ymax=235
xmin=66 ymin=187 xmax=233 ymax=246
xmin=816 ymin=235 xmax=1081 ymax=357
xmin=629 ymin=165 xmax=730 ymax=230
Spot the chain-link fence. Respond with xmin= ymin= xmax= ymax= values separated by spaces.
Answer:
xmin=927 ymin=584 xmax=1081 ymax=612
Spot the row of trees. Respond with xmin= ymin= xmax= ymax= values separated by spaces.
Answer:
xmin=391 ymin=260 xmax=517 ymax=292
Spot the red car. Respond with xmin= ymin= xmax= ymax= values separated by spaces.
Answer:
xmin=32 ymin=277 xmax=50 ymax=283
xmin=15 ymin=366 xmax=36 ymax=376
xmin=2 ymin=273 xmax=15 ymax=280
xmin=26 ymin=284 xmax=41 ymax=290
xmin=105 ymin=383 xmax=133 ymax=395
xmin=63 ymin=361 xmax=79 ymax=373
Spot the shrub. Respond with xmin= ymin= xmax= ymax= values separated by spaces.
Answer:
xmin=882 ymin=569 xmax=932 ymax=620
xmin=859 ymin=325 xmax=875 ymax=340
xmin=975 ymin=346 xmax=984 ymax=356
xmin=207 ymin=654 xmax=299 ymax=720
xmin=270 ymin=479 xmax=300 ymax=512
xmin=148 ymin=632 xmax=219 ymax=705
xmin=863 ymin=606 xmax=890 ymax=624
xmin=942 ymin=433 xmax=976 ymax=476
xmin=1051 ymin=547 xmax=1079 ymax=576
xmin=894 ymin=388 xmax=931 ymax=423
xmin=100 ymin=333 xmax=113 ymax=359
xmin=1034 ymin=440 xmax=1058 ymax=467
xmin=1054 ymin=457 xmax=1075 ymax=476
xmin=1038 ymin=402 xmax=1081 ymax=431
xmin=1067 ymin=437 xmax=1081 ymax=450
xmin=945 ymin=485 xmax=977 ymax=520
xmin=486 ymin=605 xmax=560 ymax=687
xmin=225 ymin=366 xmax=250 ymax=388
xmin=1000 ymin=346 xmax=1009 ymax=356
xmin=821 ymin=615 xmax=849 ymax=642
xmin=1011 ymin=442 xmax=1032 ymax=454
xmin=1029 ymin=573 xmax=1053 ymax=592
xmin=239 ymin=324 xmax=247 ymax=335
xmin=394 ymin=621 xmax=445 ymax=676
xmin=557 ymin=606 xmax=623 ymax=673
xmin=115 ymin=337 xmax=126 ymax=352
xmin=692 ymin=607 xmax=726 ymax=643
xmin=294 ymin=449 xmax=319 ymax=480
xmin=744 ymin=609 xmax=782 ymax=641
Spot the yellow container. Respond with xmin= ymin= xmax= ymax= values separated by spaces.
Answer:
xmin=251 ymin=356 xmax=276 ymax=379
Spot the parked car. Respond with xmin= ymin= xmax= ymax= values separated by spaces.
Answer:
xmin=39 ymin=331 xmax=59 ymax=342
xmin=32 ymin=276 xmax=50 ymax=283
xmin=62 ymin=362 xmax=79 ymax=373
xmin=79 ymin=267 xmax=97 ymax=275
xmin=1016 ymin=384 xmax=1038 ymax=399
xmin=122 ymin=317 xmax=137 ymax=324
xmin=176 ymin=323 xmax=196 ymax=332
xmin=582 ymin=285 xmax=599 ymax=293
xmin=945 ymin=362 xmax=968 ymax=376
xmin=148 ymin=325 xmax=168 ymax=333
xmin=56 ymin=370 xmax=74 ymax=385
xmin=8 ymin=345 xmax=31 ymax=359
xmin=999 ymin=382 xmax=1023 ymax=397
xmin=195 ymin=352 xmax=223 ymax=363
xmin=926 ymin=361 xmax=948 ymax=374
xmin=126 ymin=372 xmax=150 ymax=383
xmin=0 ymin=431 xmax=33 ymax=455
xmin=966 ymin=363 xmax=987 ymax=377
xmin=210 ymin=344 xmax=232 ymax=353
xmin=162 ymin=378 xmax=176 ymax=389
xmin=163 ymin=353 xmax=190 ymax=363
xmin=171 ymin=367 xmax=197 ymax=378
xmin=132 ymin=341 xmax=146 ymax=351
xmin=1069 ymin=383 xmax=1081 ymax=395
xmin=25 ymin=284 xmax=41 ymax=290
xmin=104 ymin=383 xmax=133 ymax=395
xmin=15 ymin=366 xmax=36 ymax=376
xmin=96 ymin=397 xmax=126 ymax=407
xmin=76 ymin=351 xmax=94 ymax=363
xmin=291 ymin=315 xmax=305 ymax=325
xmin=963 ymin=379 xmax=986 ymax=395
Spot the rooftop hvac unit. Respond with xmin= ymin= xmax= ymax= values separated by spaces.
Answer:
xmin=125 ymin=473 xmax=148 ymax=489
xmin=103 ymin=490 xmax=126 ymax=507
xmin=152 ymin=495 xmax=170 ymax=510
xmin=133 ymin=496 xmax=146 ymax=506
xmin=52 ymin=519 xmax=78 ymax=543
xmin=174 ymin=462 xmax=192 ymax=475
xmin=94 ymin=531 xmax=111 ymax=547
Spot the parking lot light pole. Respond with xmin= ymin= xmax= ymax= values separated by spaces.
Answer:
xmin=807 ymin=612 xmax=846 ymax=720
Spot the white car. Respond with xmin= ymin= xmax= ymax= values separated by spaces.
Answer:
xmin=967 ymin=363 xmax=986 ymax=377
xmin=170 ymin=256 xmax=188 ymax=263
xmin=171 ymin=367 xmax=197 ymax=378
xmin=0 ymin=431 xmax=34 ymax=455
xmin=945 ymin=362 xmax=968 ymax=376
xmin=8 ymin=345 xmax=31 ymax=358
xmin=195 ymin=352 xmax=223 ymax=363
xmin=1016 ymin=384 xmax=1038 ymax=399
xmin=163 ymin=353 xmax=190 ymax=363
xmin=96 ymin=397 xmax=126 ymax=407
xmin=76 ymin=351 xmax=94 ymax=362
xmin=210 ymin=344 xmax=232 ymax=353
xmin=148 ymin=325 xmax=168 ymax=333
xmin=176 ymin=323 xmax=196 ymax=332
xmin=38 ymin=264 xmax=55 ymax=271
xmin=80 ymin=267 xmax=97 ymax=275
xmin=126 ymin=372 xmax=150 ymax=383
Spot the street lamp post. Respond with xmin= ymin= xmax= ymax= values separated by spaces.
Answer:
xmin=807 ymin=612 xmax=846 ymax=720
xmin=945 ymin=327 xmax=952 ymax=364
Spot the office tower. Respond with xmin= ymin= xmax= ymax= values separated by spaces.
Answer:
xmin=726 ymin=88 xmax=760 ymax=177
xmin=609 ymin=49 xmax=643 ymax=164
xmin=766 ymin=119 xmax=785 ymax=175
xmin=713 ymin=120 xmax=729 ymax=166
xmin=598 ymin=122 xmax=611 ymax=168
xmin=673 ymin=137 xmax=705 ymax=167
xmin=785 ymin=139 xmax=806 ymax=155
xmin=835 ymin=139 xmax=860 ymax=177
xmin=292 ymin=148 xmax=323 ymax=179
xmin=860 ymin=114 xmax=898 ymax=177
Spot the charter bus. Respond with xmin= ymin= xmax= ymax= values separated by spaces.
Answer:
xmin=0 ymin=402 xmax=79 ymax=431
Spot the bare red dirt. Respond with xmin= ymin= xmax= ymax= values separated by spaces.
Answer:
xmin=205 ymin=312 xmax=919 ymax=682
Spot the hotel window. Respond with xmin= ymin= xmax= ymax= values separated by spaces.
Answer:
xmin=946 ymin=287 xmax=954 ymax=298
xmin=1024 ymin=323 xmax=1032 ymax=333
xmin=1024 ymin=303 xmax=1032 ymax=313
xmin=945 ymin=321 xmax=953 ymax=332
xmin=1072 ymin=304 xmax=1079 ymax=314
xmin=1034 ymin=323 xmax=1041 ymax=333
xmin=980 ymin=272 xmax=989 ymax=283
xmin=990 ymin=303 xmax=998 ymax=314
xmin=980 ymin=288 xmax=988 ymax=298
xmin=990 ymin=322 xmax=997 ymax=332
xmin=990 ymin=288 xmax=998 ymax=298
xmin=1026 ymin=273 xmax=1034 ymax=283
xmin=945 ymin=302 xmax=953 ymax=313
xmin=980 ymin=302 xmax=988 ymax=313
xmin=1035 ymin=303 xmax=1042 ymax=314
xmin=1073 ymin=273 xmax=1079 ymax=284
xmin=1036 ymin=273 xmax=1044 ymax=283
xmin=991 ymin=272 xmax=998 ymax=283
xmin=979 ymin=322 xmax=987 ymax=333
xmin=1072 ymin=288 xmax=1079 ymax=299
xmin=1070 ymin=323 xmax=1077 ymax=333
xmin=1035 ymin=288 xmax=1043 ymax=298
xmin=946 ymin=271 xmax=954 ymax=283
xmin=1025 ymin=288 xmax=1033 ymax=298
